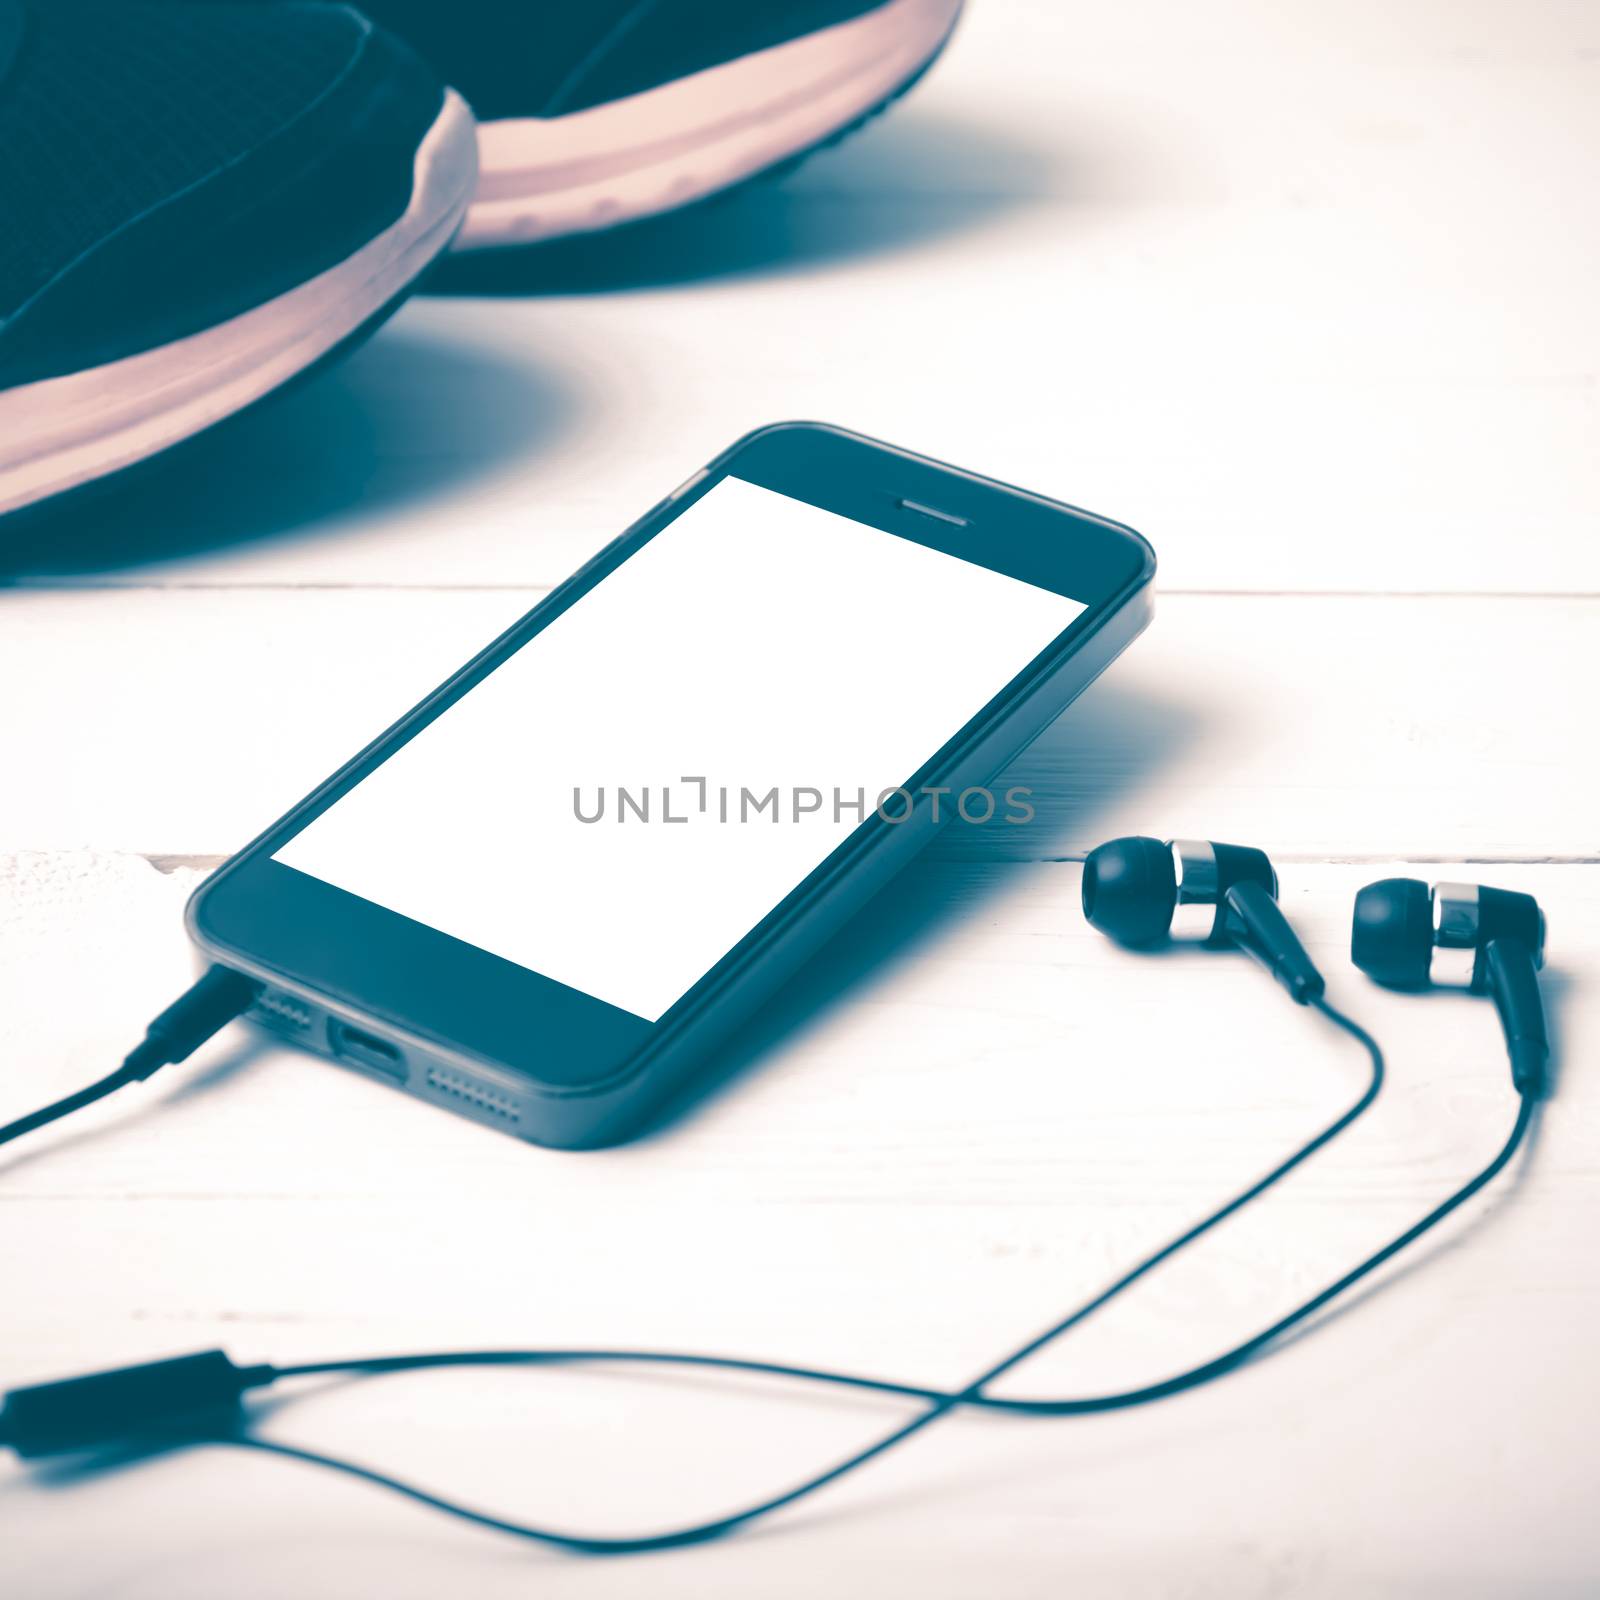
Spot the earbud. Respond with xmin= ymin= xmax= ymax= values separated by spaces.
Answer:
xmin=1083 ymin=837 xmax=1324 ymax=1003
xmin=1352 ymin=878 xmax=1550 ymax=1096
xmin=1081 ymin=836 xmax=1275 ymax=946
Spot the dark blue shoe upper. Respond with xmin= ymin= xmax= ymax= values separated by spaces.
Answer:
xmin=318 ymin=0 xmax=892 ymax=121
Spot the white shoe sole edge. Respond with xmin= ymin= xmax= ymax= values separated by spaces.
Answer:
xmin=455 ymin=0 xmax=963 ymax=251
xmin=0 ymin=89 xmax=478 ymax=520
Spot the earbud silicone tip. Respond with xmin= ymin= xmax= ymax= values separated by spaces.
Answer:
xmin=1082 ymin=836 xmax=1177 ymax=946
xmin=1351 ymin=877 xmax=1433 ymax=988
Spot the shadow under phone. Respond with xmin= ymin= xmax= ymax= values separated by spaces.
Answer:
xmin=635 ymin=677 xmax=1196 ymax=1141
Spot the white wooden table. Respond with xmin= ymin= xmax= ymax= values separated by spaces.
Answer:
xmin=2 ymin=2 xmax=1595 ymax=1594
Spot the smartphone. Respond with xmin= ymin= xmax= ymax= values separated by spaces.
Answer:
xmin=188 ymin=423 xmax=1156 ymax=1148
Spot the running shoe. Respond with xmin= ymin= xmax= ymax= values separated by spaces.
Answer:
xmin=325 ymin=0 xmax=964 ymax=250
xmin=0 ymin=0 xmax=476 ymax=517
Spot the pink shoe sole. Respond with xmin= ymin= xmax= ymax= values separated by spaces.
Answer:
xmin=455 ymin=0 xmax=964 ymax=251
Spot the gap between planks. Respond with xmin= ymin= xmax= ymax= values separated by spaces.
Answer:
xmin=140 ymin=852 xmax=1600 ymax=875
xmin=6 ymin=583 xmax=1600 ymax=598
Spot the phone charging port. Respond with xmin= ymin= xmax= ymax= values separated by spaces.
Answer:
xmin=328 ymin=1021 xmax=407 ymax=1082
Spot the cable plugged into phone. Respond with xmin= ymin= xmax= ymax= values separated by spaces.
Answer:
xmin=0 ymin=967 xmax=261 ymax=1151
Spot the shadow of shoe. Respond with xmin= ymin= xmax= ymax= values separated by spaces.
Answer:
xmin=0 ymin=325 xmax=577 ymax=581
xmin=635 ymin=677 xmax=1195 ymax=1142
xmin=427 ymin=107 xmax=1056 ymax=297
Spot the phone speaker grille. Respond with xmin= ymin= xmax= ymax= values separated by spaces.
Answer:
xmin=424 ymin=1065 xmax=522 ymax=1123
xmin=251 ymin=990 xmax=314 ymax=1033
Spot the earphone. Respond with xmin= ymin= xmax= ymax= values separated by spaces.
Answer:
xmin=1084 ymin=840 xmax=1551 ymax=1098
xmin=1082 ymin=834 xmax=1325 ymax=1001
xmin=1353 ymin=876 xmax=1550 ymax=1094
xmin=0 ymin=837 xmax=1551 ymax=1553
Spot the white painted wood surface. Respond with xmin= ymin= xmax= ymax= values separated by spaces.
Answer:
xmin=1 ymin=2 xmax=1595 ymax=1595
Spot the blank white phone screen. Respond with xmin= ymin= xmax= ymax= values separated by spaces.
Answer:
xmin=276 ymin=476 xmax=1085 ymax=1021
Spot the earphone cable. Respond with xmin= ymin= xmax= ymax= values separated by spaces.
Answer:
xmin=0 ymin=997 xmax=1536 ymax=1555
xmin=229 ymin=1088 xmax=1531 ymax=1555
xmin=0 ymin=968 xmax=260 ymax=1152
xmin=221 ymin=997 xmax=1495 ymax=1555
xmin=0 ymin=1063 xmax=150 ymax=1149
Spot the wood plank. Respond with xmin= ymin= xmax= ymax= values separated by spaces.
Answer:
xmin=3 ymin=3 xmax=1595 ymax=1590
xmin=0 ymin=589 xmax=1586 ymax=861
xmin=2 ymin=851 xmax=1595 ymax=1594
xmin=2 ymin=2 xmax=1593 ymax=596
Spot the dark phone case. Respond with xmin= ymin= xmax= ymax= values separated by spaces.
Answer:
xmin=188 ymin=424 xmax=1156 ymax=1148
